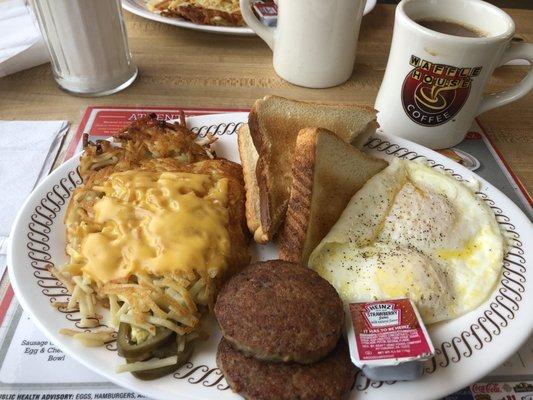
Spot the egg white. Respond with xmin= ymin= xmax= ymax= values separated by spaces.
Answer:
xmin=308 ymin=158 xmax=505 ymax=324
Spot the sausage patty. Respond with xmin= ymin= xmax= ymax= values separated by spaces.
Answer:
xmin=214 ymin=260 xmax=344 ymax=363
xmin=217 ymin=338 xmax=356 ymax=400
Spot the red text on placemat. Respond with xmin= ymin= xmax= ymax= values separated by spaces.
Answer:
xmin=87 ymin=110 xmax=183 ymax=136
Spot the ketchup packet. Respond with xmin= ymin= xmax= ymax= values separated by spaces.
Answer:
xmin=347 ymin=299 xmax=434 ymax=381
xmin=252 ymin=1 xmax=278 ymax=27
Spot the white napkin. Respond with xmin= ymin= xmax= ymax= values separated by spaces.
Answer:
xmin=0 ymin=0 xmax=50 ymax=77
xmin=0 ymin=121 xmax=69 ymax=273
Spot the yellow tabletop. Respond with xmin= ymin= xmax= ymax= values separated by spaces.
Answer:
xmin=0 ymin=4 xmax=531 ymax=192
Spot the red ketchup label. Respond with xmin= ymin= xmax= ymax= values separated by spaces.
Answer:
xmin=350 ymin=299 xmax=432 ymax=361
xmin=253 ymin=2 xmax=278 ymax=17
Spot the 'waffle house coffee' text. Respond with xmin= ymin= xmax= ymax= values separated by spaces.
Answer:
xmin=401 ymin=55 xmax=482 ymax=127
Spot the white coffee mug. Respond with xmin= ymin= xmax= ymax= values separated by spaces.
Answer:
xmin=375 ymin=0 xmax=533 ymax=149
xmin=240 ymin=0 xmax=366 ymax=88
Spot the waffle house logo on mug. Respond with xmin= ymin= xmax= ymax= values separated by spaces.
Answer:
xmin=402 ymin=55 xmax=482 ymax=126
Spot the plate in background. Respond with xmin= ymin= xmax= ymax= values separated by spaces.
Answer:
xmin=122 ymin=0 xmax=377 ymax=36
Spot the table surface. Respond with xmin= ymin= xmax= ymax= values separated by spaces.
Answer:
xmin=0 ymin=4 xmax=531 ymax=193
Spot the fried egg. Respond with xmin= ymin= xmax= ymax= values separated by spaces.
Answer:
xmin=308 ymin=158 xmax=505 ymax=324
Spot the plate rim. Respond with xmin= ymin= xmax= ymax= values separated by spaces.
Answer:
xmin=7 ymin=112 xmax=533 ymax=400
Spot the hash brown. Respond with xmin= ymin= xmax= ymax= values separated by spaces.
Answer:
xmin=72 ymin=114 xmax=250 ymax=289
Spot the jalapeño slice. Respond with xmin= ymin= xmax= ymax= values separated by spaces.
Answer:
xmin=117 ymin=322 xmax=174 ymax=359
xmin=131 ymin=340 xmax=195 ymax=380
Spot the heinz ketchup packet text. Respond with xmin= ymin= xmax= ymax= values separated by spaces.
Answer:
xmin=347 ymin=299 xmax=434 ymax=367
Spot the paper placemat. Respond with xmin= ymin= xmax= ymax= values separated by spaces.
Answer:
xmin=1 ymin=106 xmax=530 ymax=400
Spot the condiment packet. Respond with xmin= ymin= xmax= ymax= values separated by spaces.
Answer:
xmin=346 ymin=298 xmax=435 ymax=381
xmin=252 ymin=1 xmax=277 ymax=27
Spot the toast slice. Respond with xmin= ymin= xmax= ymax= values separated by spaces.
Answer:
xmin=237 ymin=124 xmax=268 ymax=243
xmin=279 ymin=128 xmax=388 ymax=265
xmin=249 ymin=95 xmax=379 ymax=241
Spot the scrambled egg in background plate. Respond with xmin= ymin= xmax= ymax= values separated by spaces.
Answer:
xmin=308 ymin=158 xmax=506 ymax=324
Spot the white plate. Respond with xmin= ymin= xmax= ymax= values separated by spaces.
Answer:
xmin=122 ymin=0 xmax=377 ymax=36
xmin=8 ymin=113 xmax=532 ymax=400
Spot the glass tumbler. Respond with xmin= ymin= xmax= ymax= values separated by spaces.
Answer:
xmin=30 ymin=0 xmax=138 ymax=97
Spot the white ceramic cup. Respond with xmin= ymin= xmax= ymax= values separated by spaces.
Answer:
xmin=240 ymin=0 xmax=366 ymax=88
xmin=375 ymin=0 xmax=533 ymax=149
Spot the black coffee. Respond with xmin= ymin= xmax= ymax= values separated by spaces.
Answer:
xmin=417 ymin=19 xmax=486 ymax=38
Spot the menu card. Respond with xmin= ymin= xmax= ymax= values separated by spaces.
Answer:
xmin=1 ymin=106 xmax=531 ymax=400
